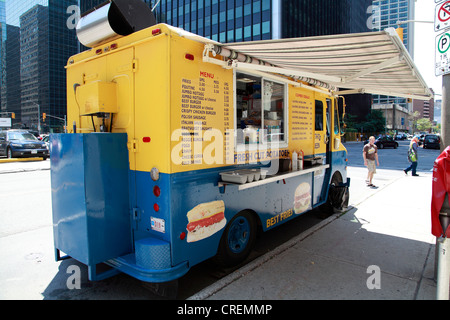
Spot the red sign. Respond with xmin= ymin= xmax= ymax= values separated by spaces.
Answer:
xmin=438 ymin=1 xmax=450 ymax=22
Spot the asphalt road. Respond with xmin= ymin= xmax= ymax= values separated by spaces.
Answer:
xmin=0 ymin=141 xmax=442 ymax=299
xmin=345 ymin=140 xmax=441 ymax=173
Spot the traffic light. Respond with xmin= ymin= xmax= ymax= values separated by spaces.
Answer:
xmin=395 ymin=27 xmax=404 ymax=42
xmin=11 ymin=112 xmax=15 ymax=119
xmin=42 ymin=113 xmax=46 ymax=121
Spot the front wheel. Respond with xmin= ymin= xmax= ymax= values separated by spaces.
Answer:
xmin=214 ymin=211 xmax=257 ymax=267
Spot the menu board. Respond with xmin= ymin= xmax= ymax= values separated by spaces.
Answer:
xmin=291 ymin=92 xmax=313 ymax=142
xmin=173 ymin=69 xmax=233 ymax=168
xmin=289 ymin=87 xmax=314 ymax=155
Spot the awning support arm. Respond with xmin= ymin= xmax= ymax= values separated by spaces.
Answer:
xmin=340 ymin=55 xmax=403 ymax=83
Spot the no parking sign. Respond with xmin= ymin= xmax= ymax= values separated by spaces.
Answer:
xmin=435 ymin=1 xmax=450 ymax=31
xmin=436 ymin=1 xmax=450 ymax=75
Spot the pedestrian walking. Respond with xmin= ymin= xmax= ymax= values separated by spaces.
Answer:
xmin=363 ymin=136 xmax=379 ymax=187
xmin=404 ymin=136 xmax=419 ymax=176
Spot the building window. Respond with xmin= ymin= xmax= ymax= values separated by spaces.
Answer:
xmin=315 ymin=100 xmax=323 ymax=131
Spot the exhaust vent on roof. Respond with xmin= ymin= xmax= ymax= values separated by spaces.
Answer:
xmin=76 ymin=0 xmax=156 ymax=48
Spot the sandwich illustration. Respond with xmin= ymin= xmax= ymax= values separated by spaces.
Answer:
xmin=294 ymin=182 xmax=311 ymax=214
xmin=186 ymin=200 xmax=226 ymax=243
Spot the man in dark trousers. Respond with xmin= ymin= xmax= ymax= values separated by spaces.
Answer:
xmin=404 ymin=136 xmax=419 ymax=176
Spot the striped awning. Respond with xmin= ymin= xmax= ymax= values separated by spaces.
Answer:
xmin=204 ymin=28 xmax=432 ymax=100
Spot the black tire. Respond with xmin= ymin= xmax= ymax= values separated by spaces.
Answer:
xmin=141 ymin=280 xmax=178 ymax=299
xmin=319 ymin=172 xmax=348 ymax=217
xmin=214 ymin=210 xmax=257 ymax=267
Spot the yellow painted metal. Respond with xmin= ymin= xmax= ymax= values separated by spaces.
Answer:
xmin=66 ymin=23 xmax=345 ymax=175
xmin=77 ymin=82 xmax=118 ymax=115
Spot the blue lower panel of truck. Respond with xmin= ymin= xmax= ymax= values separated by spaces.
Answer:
xmin=51 ymin=133 xmax=133 ymax=280
xmin=51 ymin=133 xmax=346 ymax=283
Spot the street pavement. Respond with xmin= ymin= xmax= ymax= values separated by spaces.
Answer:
xmin=189 ymin=164 xmax=443 ymax=300
xmin=0 ymin=142 xmax=447 ymax=300
xmin=0 ymin=158 xmax=49 ymax=174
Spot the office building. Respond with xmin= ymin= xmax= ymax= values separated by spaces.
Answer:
xmin=153 ymin=0 xmax=372 ymax=43
xmin=1 ymin=0 xmax=78 ymax=132
xmin=1 ymin=24 xmax=20 ymax=125
xmin=413 ymin=89 xmax=435 ymax=121
xmin=0 ymin=0 xmax=5 ymax=116
xmin=1 ymin=0 xmax=375 ymax=131
xmin=371 ymin=0 xmax=415 ymax=112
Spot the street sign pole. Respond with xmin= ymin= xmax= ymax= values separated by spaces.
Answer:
xmin=434 ymin=1 xmax=450 ymax=300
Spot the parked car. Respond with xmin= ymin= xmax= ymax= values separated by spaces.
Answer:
xmin=418 ymin=134 xmax=426 ymax=146
xmin=364 ymin=135 xmax=398 ymax=149
xmin=423 ymin=134 xmax=440 ymax=149
xmin=41 ymin=135 xmax=49 ymax=145
xmin=0 ymin=130 xmax=49 ymax=160
xmin=395 ymin=133 xmax=407 ymax=140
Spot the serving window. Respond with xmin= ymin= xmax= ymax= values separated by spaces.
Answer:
xmin=235 ymin=72 xmax=287 ymax=146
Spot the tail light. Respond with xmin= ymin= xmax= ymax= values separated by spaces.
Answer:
xmin=152 ymin=28 xmax=162 ymax=36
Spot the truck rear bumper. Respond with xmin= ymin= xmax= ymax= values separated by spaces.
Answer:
xmin=105 ymin=254 xmax=189 ymax=283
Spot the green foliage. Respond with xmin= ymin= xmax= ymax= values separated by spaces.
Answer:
xmin=362 ymin=110 xmax=386 ymax=133
xmin=416 ymin=118 xmax=432 ymax=132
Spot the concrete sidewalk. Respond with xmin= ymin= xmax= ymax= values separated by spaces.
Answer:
xmin=0 ymin=158 xmax=49 ymax=174
xmin=189 ymin=171 xmax=442 ymax=300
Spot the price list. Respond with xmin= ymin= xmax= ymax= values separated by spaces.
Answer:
xmin=179 ymin=71 xmax=233 ymax=165
xmin=291 ymin=93 xmax=313 ymax=141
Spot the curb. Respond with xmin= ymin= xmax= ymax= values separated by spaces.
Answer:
xmin=187 ymin=210 xmax=345 ymax=300
xmin=0 ymin=157 xmax=45 ymax=163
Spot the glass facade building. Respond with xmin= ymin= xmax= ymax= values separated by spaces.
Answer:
xmin=154 ymin=0 xmax=273 ymax=42
xmin=281 ymin=0 xmax=372 ymax=38
xmin=152 ymin=0 xmax=372 ymax=42
xmin=1 ymin=0 xmax=377 ymax=130
xmin=1 ymin=0 xmax=78 ymax=132
xmin=371 ymin=0 xmax=415 ymax=110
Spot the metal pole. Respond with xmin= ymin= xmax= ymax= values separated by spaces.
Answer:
xmin=435 ymin=74 xmax=450 ymax=299
xmin=442 ymin=75 xmax=450 ymax=152
xmin=436 ymin=236 xmax=450 ymax=300
xmin=37 ymin=104 xmax=41 ymax=135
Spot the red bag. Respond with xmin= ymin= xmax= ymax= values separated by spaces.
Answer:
xmin=431 ymin=146 xmax=450 ymax=237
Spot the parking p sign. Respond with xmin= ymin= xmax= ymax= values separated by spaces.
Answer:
xmin=436 ymin=31 xmax=450 ymax=75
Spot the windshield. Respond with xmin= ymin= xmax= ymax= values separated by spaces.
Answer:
xmin=8 ymin=132 xmax=38 ymax=141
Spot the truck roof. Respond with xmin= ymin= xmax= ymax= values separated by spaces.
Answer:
xmin=69 ymin=23 xmax=431 ymax=101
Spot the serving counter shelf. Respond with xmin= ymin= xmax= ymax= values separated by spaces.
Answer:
xmin=218 ymin=164 xmax=329 ymax=191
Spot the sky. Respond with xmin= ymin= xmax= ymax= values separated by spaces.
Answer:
xmin=414 ymin=0 xmax=442 ymax=98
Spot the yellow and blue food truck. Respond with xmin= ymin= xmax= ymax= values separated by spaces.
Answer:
xmin=51 ymin=1 xmax=350 ymax=285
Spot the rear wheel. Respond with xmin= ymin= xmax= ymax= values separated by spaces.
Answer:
xmin=215 ymin=211 xmax=257 ymax=267
xmin=319 ymin=172 xmax=349 ymax=217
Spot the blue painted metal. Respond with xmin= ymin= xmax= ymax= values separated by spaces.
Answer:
xmin=51 ymin=133 xmax=132 ymax=280
xmin=105 ymin=254 xmax=190 ymax=283
xmin=135 ymin=237 xmax=171 ymax=270
xmin=51 ymin=132 xmax=348 ymax=283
